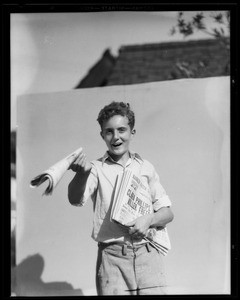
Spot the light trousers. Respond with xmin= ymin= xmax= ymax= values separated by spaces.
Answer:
xmin=96 ymin=242 xmax=167 ymax=295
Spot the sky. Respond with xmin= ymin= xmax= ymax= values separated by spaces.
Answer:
xmin=10 ymin=10 xmax=227 ymax=131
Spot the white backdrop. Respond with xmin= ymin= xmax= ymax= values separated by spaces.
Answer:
xmin=16 ymin=77 xmax=230 ymax=295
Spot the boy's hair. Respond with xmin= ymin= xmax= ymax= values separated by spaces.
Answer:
xmin=97 ymin=101 xmax=135 ymax=130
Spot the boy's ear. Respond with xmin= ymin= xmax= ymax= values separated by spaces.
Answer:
xmin=100 ymin=131 xmax=104 ymax=139
xmin=131 ymin=129 xmax=136 ymax=135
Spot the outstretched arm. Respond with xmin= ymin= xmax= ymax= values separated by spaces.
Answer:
xmin=68 ymin=150 xmax=92 ymax=205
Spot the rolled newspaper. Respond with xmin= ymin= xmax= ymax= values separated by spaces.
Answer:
xmin=30 ymin=147 xmax=83 ymax=196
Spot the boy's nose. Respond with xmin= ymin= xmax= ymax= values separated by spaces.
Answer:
xmin=113 ymin=130 xmax=119 ymax=140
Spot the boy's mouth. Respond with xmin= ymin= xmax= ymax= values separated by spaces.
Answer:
xmin=112 ymin=142 xmax=122 ymax=148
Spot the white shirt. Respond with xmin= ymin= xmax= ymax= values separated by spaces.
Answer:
xmin=72 ymin=151 xmax=171 ymax=244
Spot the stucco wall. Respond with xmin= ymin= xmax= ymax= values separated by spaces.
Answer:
xmin=15 ymin=76 xmax=230 ymax=295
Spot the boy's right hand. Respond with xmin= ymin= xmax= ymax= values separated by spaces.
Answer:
xmin=69 ymin=149 xmax=92 ymax=174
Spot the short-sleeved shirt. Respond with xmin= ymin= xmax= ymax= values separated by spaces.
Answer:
xmin=73 ymin=151 xmax=171 ymax=244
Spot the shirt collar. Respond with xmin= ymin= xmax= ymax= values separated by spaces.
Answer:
xmin=101 ymin=150 xmax=143 ymax=165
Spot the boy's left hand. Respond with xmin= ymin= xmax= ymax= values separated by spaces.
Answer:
xmin=126 ymin=214 xmax=153 ymax=239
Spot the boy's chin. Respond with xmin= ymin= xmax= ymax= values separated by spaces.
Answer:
xmin=110 ymin=150 xmax=122 ymax=156
xmin=109 ymin=149 xmax=127 ymax=157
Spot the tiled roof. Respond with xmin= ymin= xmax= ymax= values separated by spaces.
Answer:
xmin=75 ymin=49 xmax=116 ymax=88
xmin=75 ymin=38 xmax=230 ymax=88
xmin=106 ymin=38 xmax=230 ymax=86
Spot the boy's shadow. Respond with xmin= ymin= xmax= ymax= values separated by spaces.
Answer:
xmin=12 ymin=253 xmax=83 ymax=296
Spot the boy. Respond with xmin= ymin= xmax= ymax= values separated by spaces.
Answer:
xmin=68 ymin=101 xmax=174 ymax=295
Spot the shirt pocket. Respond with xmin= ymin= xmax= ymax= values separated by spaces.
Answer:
xmin=140 ymin=174 xmax=151 ymax=193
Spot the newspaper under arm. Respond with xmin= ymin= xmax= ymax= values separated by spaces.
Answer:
xmin=111 ymin=169 xmax=171 ymax=255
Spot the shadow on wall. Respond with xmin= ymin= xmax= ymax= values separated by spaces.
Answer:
xmin=12 ymin=253 xmax=83 ymax=296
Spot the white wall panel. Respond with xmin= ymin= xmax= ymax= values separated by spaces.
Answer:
xmin=16 ymin=77 xmax=230 ymax=295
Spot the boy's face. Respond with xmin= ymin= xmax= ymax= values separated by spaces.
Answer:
xmin=100 ymin=115 xmax=135 ymax=161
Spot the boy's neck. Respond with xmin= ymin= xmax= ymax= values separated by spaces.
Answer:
xmin=108 ymin=151 xmax=131 ymax=166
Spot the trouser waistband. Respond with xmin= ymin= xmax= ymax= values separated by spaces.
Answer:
xmin=98 ymin=241 xmax=152 ymax=256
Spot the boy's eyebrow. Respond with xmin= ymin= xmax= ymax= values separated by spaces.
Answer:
xmin=103 ymin=125 xmax=128 ymax=130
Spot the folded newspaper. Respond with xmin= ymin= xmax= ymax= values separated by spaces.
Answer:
xmin=30 ymin=147 xmax=83 ymax=196
xmin=111 ymin=168 xmax=171 ymax=255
